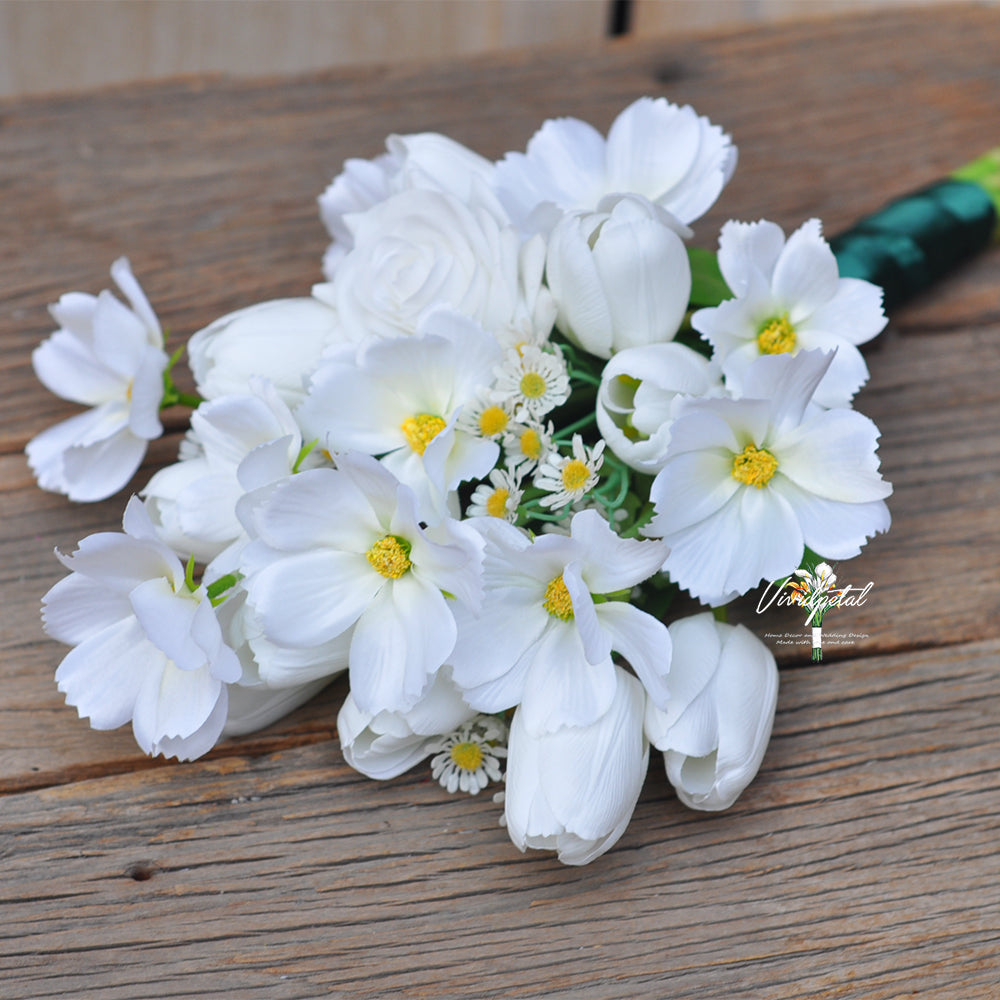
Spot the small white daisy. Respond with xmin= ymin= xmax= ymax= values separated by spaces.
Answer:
xmin=502 ymin=418 xmax=555 ymax=473
xmin=429 ymin=716 xmax=508 ymax=795
xmin=492 ymin=345 xmax=571 ymax=419
xmin=534 ymin=435 xmax=605 ymax=510
xmin=467 ymin=468 xmax=524 ymax=522
xmin=456 ymin=389 xmax=516 ymax=441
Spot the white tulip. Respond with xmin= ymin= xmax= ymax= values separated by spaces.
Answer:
xmin=596 ymin=342 xmax=722 ymax=474
xmin=338 ymin=668 xmax=477 ymax=780
xmin=187 ymin=297 xmax=342 ymax=408
xmin=645 ymin=613 xmax=778 ymax=811
xmin=504 ymin=666 xmax=649 ymax=866
xmin=546 ymin=196 xmax=692 ymax=360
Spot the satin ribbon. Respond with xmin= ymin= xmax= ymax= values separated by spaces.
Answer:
xmin=830 ymin=179 xmax=997 ymax=311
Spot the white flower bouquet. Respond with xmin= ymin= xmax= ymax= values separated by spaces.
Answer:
xmin=27 ymin=98 xmax=998 ymax=865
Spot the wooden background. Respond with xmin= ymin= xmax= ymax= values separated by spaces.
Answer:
xmin=2 ymin=3 xmax=1000 ymax=997
xmin=0 ymin=0 xmax=989 ymax=98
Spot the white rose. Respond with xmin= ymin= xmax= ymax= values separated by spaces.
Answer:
xmin=313 ymin=187 xmax=526 ymax=343
xmin=545 ymin=196 xmax=692 ymax=359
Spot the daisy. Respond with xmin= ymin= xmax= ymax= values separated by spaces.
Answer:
xmin=448 ymin=509 xmax=671 ymax=735
xmin=429 ymin=716 xmax=508 ymax=795
xmin=456 ymin=389 xmax=516 ymax=441
xmin=645 ymin=350 xmax=892 ymax=604
xmin=502 ymin=418 xmax=555 ymax=473
xmin=692 ymin=218 xmax=887 ymax=408
xmin=492 ymin=344 xmax=571 ymax=419
xmin=466 ymin=468 xmax=524 ymax=522
xmin=534 ymin=435 xmax=605 ymax=510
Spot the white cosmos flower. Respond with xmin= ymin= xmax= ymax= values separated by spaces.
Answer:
xmin=312 ymin=185 xmax=531 ymax=345
xmin=41 ymin=497 xmax=241 ymax=760
xmin=449 ymin=509 xmax=671 ymax=735
xmin=596 ymin=342 xmax=723 ymax=474
xmin=143 ymin=378 xmax=309 ymax=564
xmin=503 ymin=665 xmax=648 ymax=865
xmin=495 ymin=96 xmax=736 ymax=236
xmin=646 ymin=350 xmax=892 ymax=604
xmin=545 ymin=195 xmax=692 ymax=359
xmin=26 ymin=258 xmax=168 ymax=502
xmin=692 ymin=219 xmax=888 ymax=408
xmin=534 ymin=434 xmax=605 ymax=510
xmin=319 ymin=131 xmax=497 ymax=278
xmin=187 ymin=297 xmax=343 ymax=408
xmin=338 ymin=667 xmax=478 ymax=781
xmin=645 ymin=613 xmax=778 ymax=811
xmin=295 ymin=308 xmax=502 ymax=523
xmin=238 ymin=453 xmax=484 ymax=716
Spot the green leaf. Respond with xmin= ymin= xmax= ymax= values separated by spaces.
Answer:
xmin=687 ymin=247 xmax=731 ymax=307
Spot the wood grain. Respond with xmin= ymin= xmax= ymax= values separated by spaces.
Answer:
xmin=4 ymin=640 xmax=1000 ymax=999
xmin=2 ymin=5 xmax=1000 ymax=997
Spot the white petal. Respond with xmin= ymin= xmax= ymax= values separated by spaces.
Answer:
xmin=246 ymin=549 xmax=378 ymax=648
xmin=55 ymin=617 xmax=157 ymax=730
xmin=348 ymin=574 xmax=457 ymax=715
xmin=772 ymin=219 xmax=840 ymax=321
xmin=717 ymin=219 xmax=786 ymax=297
xmin=776 ymin=408 xmax=892 ymax=503
xmin=595 ymin=601 xmax=672 ymax=710
xmin=32 ymin=330 xmax=125 ymax=404
xmin=42 ymin=572 xmax=132 ymax=646
xmin=801 ymin=276 xmax=887 ymax=346
xmin=520 ymin=623 xmax=617 ymax=734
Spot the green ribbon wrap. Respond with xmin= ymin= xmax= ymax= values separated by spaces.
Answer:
xmin=830 ymin=178 xmax=997 ymax=312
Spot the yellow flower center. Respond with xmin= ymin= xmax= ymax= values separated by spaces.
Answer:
xmin=543 ymin=574 xmax=574 ymax=621
xmin=520 ymin=427 xmax=542 ymax=461
xmin=561 ymin=458 xmax=591 ymax=493
xmin=485 ymin=488 xmax=510 ymax=519
xmin=757 ymin=315 xmax=797 ymax=355
xmin=520 ymin=371 xmax=548 ymax=399
xmin=401 ymin=413 xmax=446 ymax=455
xmin=449 ymin=741 xmax=484 ymax=771
xmin=478 ymin=405 xmax=509 ymax=437
xmin=366 ymin=535 xmax=412 ymax=578
xmin=732 ymin=444 xmax=779 ymax=488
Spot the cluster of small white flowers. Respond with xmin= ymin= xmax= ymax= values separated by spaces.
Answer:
xmin=29 ymin=96 xmax=893 ymax=867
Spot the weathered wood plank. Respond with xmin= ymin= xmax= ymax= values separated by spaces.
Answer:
xmin=4 ymin=640 xmax=1000 ymax=999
